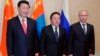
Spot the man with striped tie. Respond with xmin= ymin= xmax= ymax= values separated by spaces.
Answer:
xmin=69 ymin=10 xmax=95 ymax=56
xmin=41 ymin=12 xmax=68 ymax=56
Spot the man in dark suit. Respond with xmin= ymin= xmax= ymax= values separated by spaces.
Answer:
xmin=41 ymin=12 xmax=68 ymax=56
xmin=68 ymin=10 xmax=95 ymax=56
xmin=6 ymin=1 xmax=40 ymax=56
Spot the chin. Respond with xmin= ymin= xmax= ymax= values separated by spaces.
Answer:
xmin=23 ymin=15 xmax=27 ymax=17
xmin=56 ymin=25 xmax=60 ymax=26
xmin=22 ymin=14 xmax=28 ymax=17
xmin=82 ymin=21 xmax=86 ymax=23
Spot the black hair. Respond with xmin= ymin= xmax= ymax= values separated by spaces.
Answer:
xmin=50 ymin=12 xmax=60 ymax=20
xmin=17 ymin=0 xmax=30 ymax=8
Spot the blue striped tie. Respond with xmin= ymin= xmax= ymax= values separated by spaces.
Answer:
xmin=55 ymin=27 xmax=58 ymax=41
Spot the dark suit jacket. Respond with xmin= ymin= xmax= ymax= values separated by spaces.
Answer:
xmin=41 ymin=25 xmax=68 ymax=56
xmin=6 ymin=16 xmax=40 ymax=56
xmin=69 ymin=22 xmax=95 ymax=56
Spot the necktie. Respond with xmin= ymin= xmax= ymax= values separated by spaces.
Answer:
xmin=22 ymin=19 xmax=27 ymax=34
xmin=55 ymin=27 xmax=58 ymax=41
xmin=82 ymin=24 xmax=86 ymax=34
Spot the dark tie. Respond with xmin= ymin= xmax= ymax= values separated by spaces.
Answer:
xmin=82 ymin=24 xmax=86 ymax=34
xmin=55 ymin=27 xmax=58 ymax=41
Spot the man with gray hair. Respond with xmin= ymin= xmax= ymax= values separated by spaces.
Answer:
xmin=69 ymin=10 xmax=95 ymax=56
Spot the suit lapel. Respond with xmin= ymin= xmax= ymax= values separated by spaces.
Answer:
xmin=49 ymin=25 xmax=57 ymax=42
xmin=27 ymin=18 xmax=31 ymax=36
xmin=15 ymin=16 xmax=27 ymax=36
xmin=78 ymin=22 xmax=89 ymax=36
xmin=86 ymin=24 xmax=89 ymax=35
xmin=78 ymin=22 xmax=86 ymax=35
xmin=49 ymin=25 xmax=61 ymax=42
xmin=58 ymin=27 xmax=61 ymax=41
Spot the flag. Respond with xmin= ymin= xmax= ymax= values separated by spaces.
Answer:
xmin=32 ymin=0 xmax=46 ymax=38
xmin=0 ymin=0 xmax=14 ymax=56
xmin=60 ymin=0 xmax=70 ymax=37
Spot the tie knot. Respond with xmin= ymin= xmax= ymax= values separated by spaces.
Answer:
xmin=82 ymin=24 xmax=85 ymax=26
xmin=55 ymin=27 xmax=57 ymax=30
xmin=22 ymin=19 xmax=25 ymax=22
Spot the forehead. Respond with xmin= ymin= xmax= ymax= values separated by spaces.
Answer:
xmin=52 ymin=14 xmax=60 ymax=17
xmin=19 ymin=3 xmax=29 ymax=7
xmin=79 ymin=10 xmax=88 ymax=15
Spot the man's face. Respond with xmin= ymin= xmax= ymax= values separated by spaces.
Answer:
xmin=51 ymin=14 xmax=60 ymax=26
xmin=79 ymin=10 xmax=88 ymax=23
xmin=18 ymin=3 xmax=30 ymax=18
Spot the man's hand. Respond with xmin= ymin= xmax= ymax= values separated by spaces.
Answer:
xmin=68 ymin=54 xmax=73 ymax=56
xmin=35 ymin=53 xmax=39 ymax=56
xmin=63 ymin=54 xmax=66 ymax=56
xmin=89 ymin=54 xmax=94 ymax=56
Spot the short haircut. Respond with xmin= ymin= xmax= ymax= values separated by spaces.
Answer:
xmin=17 ymin=0 xmax=30 ymax=8
xmin=79 ymin=10 xmax=88 ymax=16
xmin=50 ymin=12 xmax=60 ymax=20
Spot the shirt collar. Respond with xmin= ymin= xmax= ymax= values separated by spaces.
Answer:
xmin=18 ymin=15 xmax=27 ymax=21
xmin=80 ymin=22 xmax=87 ymax=26
xmin=52 ymin=24 xmax=59 ymax=29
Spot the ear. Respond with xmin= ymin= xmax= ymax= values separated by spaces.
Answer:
xmin=17 ymin=7 xmax=19 ymax=10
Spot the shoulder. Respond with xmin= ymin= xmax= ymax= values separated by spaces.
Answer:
xmin=71 ymin=22 xmax=80 ymax=28
xmin=27 ymin=17 xmax=37 ymax=26
xmin=42 ymin=25 xmax=53 ymax=32
xmin=59 ymin=26 xmax=66 ymax=31
xmin=87 ymin=23 xmax=94 ymax=27
xmin=27 ymin=17 xmax=36 ymax=22
xmin=41 ymin=25 xmax=50 ymax=33
xmin=43 ymin=25 xmax=51 ymax=30
xmin=87 ymin=23 xmax=94 ymax=29
xmin=7 ymin=16 xmax=18 ymax=23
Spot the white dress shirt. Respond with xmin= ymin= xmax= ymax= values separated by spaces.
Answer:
xmin=52 ymin=25 xmax=60 ymax=37
xmin=18 ymin=15 xmax=27 ymax=27
xmin=80 ymin=22 xmax=87 ymax=34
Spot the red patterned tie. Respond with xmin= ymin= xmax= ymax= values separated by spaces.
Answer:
xmin=22 ymin=19 xmax=27 ymax=34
